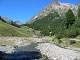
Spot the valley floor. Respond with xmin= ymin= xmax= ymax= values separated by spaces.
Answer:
xmin=0 ymin=37 xmax=80 ymax=60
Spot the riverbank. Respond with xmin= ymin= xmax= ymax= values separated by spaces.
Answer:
xmin=0 ymin=37 xmax=80 ymax=60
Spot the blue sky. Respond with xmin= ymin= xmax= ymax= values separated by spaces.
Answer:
xmin=0 ymin=0 xmax=78 ymax=23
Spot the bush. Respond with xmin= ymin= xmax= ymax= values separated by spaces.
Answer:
xmin=64 ymin=26 xmax=79 ymax=38
xmin=69 ymin=40 xmax=76 ymax=45
xmin=42 ymin=55 xmax=49 ymax=60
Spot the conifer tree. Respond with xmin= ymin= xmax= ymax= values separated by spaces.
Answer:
xmin=65 ymin=9 xmax=75 ymax=28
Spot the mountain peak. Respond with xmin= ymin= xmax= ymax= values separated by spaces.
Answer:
xmin=32 ymin=2 xmax=78 ymax=20
xmin=52 ymin=0 xmax=60 ymax=4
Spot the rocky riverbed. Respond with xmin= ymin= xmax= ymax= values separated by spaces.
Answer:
xmin=0 ymin=37 xmax=80 ymax=60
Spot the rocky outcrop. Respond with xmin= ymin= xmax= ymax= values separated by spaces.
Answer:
xmin=31 ymin=2 xmax=78 ymax=23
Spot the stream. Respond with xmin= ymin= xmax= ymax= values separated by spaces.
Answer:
xmin=0 ymin=42 xmax=42 ymax=60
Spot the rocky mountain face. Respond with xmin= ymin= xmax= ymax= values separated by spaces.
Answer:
xmin=32 ymin=2 xmax=78 ymax=22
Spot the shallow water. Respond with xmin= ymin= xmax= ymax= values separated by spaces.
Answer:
xmin=0 ymin=42 xmax=42 ymax=60
xmin=0 ymin=51 xmax=42 ymax=60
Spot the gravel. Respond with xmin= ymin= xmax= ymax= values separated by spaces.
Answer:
xmin=0 ymin=37 xmax=80 ymax=60
xmin=37 ymin=43 xmax=80 ymax=60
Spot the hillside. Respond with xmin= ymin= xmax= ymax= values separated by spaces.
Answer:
xmin=18 ymin=26 xmax=35 ymax=37
xmin=0 ymin=20 xmax=37 ymax=37
xmin=29 ymin=2 xmax=79 ymax=38
xmin=0 ymin=20 xmax=25 ymax=36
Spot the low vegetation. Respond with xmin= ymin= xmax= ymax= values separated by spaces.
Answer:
xmin=0 ymin=20 xmax=23 ymax=36
xmin=51 ymin=37 xmax=80 ymax=48
xmin=0 ymin=40 xmax=15 ymax=46
xmin=0 ymin=19 xmax=38 ymax=37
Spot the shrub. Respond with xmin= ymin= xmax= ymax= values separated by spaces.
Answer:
xmin=69 ymin=40 xmax=76 ymax=45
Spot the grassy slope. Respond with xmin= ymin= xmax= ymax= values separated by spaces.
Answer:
xmin=19 ymin=26 xmax=35 ymax=37
xmin=0 ymin=20 xmax=24 ymax=36
xmin=0 ymin=20 xmax=34 ymax=37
